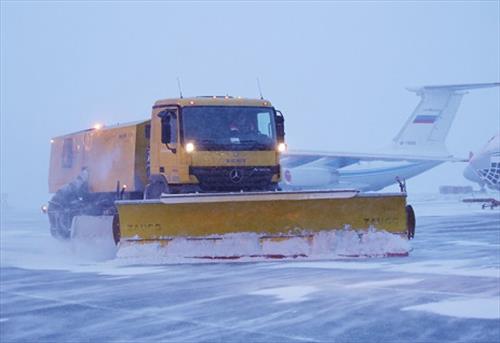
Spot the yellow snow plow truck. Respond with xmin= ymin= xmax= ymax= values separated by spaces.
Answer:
xmin=47 ymin=96 xmax=415 ymax=259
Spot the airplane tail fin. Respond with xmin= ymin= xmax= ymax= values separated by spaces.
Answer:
xmin=389 ymin=83 xmax=500 ymax=157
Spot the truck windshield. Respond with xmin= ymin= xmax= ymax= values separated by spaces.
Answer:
xmin=182 ymin=106 xmax=276 ymax=151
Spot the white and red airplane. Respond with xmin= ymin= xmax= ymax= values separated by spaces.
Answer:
xmin=464 ymin=133 xmax=500 ymax=192
xmin=462 ymin=134 xmax=500 ymax=208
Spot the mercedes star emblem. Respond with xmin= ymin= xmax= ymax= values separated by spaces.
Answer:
xmin=229 ymin=168 xmax=243 ymax=183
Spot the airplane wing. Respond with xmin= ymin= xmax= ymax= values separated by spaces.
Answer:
xmin=282 ymin=150 xmax=467 ymax=169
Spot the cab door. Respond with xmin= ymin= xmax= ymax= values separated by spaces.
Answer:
xmin=150 ymin=106 xmax=182 ymax=184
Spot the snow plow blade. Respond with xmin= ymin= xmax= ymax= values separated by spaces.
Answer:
xmin=114 ymin=190 xmax=414 ymax=259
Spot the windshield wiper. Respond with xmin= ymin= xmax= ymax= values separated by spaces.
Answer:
xmin=197 ymin=139 xmax=224 ymax=150
xmin=239 ymin=140 xmax=273 ymax=150
xmin=194 ymin=139 xmax=272 ymax=150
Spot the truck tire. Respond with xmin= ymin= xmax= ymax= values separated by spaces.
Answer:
xmin=48 ymin=202 xmax=73 ymax=240
xmin=47 ymin=169 xmax=89 ymax=240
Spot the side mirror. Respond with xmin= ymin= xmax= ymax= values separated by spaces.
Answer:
xmin=161 ymin=116 xmax=171 ymax=144
xmin=275 ymin=110 xmax=285 ymax=142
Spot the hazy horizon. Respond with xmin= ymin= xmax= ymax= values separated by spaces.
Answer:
xmin=1 ymin=1 xmax=499 ymax=210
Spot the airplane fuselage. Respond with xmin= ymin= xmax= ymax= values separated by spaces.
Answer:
xmin=281 ymin=160 xmax=442 ymax=191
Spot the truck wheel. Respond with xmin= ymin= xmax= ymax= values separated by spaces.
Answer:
xmin=48 ymin=203 xmax=72 ymax=240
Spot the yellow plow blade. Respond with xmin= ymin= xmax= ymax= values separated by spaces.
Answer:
xmin=114 ymin=190 xmax=412 ymax=259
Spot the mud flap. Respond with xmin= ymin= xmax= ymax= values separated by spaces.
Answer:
xmin=70 ymin=215 xmax=118 ymax=260
xmin=406 ymin=205 xmax=416 ymax=239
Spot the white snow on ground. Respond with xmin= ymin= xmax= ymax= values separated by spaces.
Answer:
xmin=115 ymin=229 xmax=410 ymax=264
xmin=449 ymin=240 xmax=500 ymax=248
xmin=250 ymin=286 xmax=319 ymax=303
xmin=386 ymin=260 xmax=500 ymax=278
xmin=349 ymin=278 xmax=424 ymax=288
xmin=407 ymin=192 xmax=500 ymax=216
xmin=403 ymin=297 xmax=500 ymax=319
xmin=269 ymin=259 xmax=499 ymax=278
xmin=0 ymin=225 xmax=164 ymax=276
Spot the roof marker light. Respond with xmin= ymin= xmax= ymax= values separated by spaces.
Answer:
xmin=93 ymin=123 xmax=103 ymax=130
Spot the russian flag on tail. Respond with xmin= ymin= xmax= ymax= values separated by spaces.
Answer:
xmin=413 ymin=115 xmax=438 ymax=124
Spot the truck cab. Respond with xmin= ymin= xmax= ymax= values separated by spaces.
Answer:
xmin=147 ymin=96 xmax=285 ymax=196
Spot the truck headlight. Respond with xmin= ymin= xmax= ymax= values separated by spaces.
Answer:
xmin=185 ymin=142 xmax=195 ymax=153
xmin=277 ymin=142 xmax=287 ymax=152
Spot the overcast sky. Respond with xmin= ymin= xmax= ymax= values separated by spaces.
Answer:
xmin=1 ymin=1 xmax=499 ymax=209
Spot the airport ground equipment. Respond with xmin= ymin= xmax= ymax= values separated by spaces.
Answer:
xmin=46 ymin=96 xmax=415 ymax=258
xmin=462 ymin=197 xmax=500 ymax=209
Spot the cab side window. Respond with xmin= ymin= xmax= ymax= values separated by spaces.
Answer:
xmin=169 ymin=111 xmax=177 ymax=143
xmin=159 ymin=109 xmax=178 ymax=152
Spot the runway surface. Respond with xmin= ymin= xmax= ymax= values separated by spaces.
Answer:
xmin=1 ymin=194 xmax=499 ymax=342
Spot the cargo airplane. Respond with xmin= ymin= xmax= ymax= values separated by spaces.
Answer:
xmin=281 ymin=83 xmax=500 ymax=191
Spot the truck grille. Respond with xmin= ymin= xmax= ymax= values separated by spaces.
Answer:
xmin=189 ymin=166 xmax=280 ymax=192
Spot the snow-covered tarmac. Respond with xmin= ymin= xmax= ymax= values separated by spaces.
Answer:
xmin=1 ymin=194 xmax=499 ymax=342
